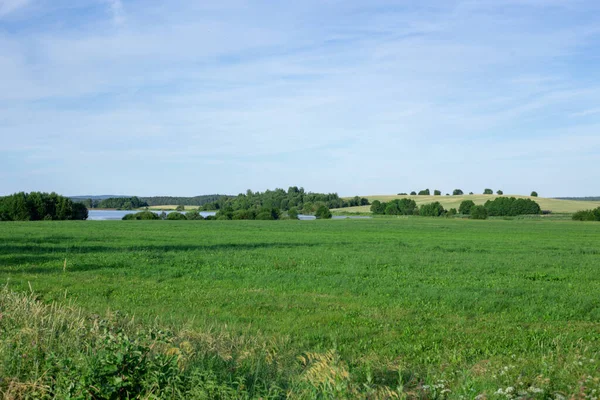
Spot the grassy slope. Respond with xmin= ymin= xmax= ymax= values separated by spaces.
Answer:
xmin=1 ymin=219 xmax=600 ymax=396
xmin=336 ymin=194 xmax=600 ymax=213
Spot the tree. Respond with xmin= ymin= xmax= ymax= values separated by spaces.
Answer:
xmin=175 ymin=205 xmax=185 ymax=211
xmin=483 ymin=189 xmax=493 ymax=195
xmin=385 ymin=202 xmax=400 ymax=215
xmin=315 ymin=205 xmax=332 ymax=219
xmin=370 ymin=200 xmax=385 ymax=215
xmin=531 ymin=191 xmax=538 ymax=197
xmin=0 ymin=192 xmax=88 ymax=221
xmin=419 ymin=202 xmax=445 ymax=217
xmin=410 ymin=191 xmax=417 ymax=196
xmin=496 ymin=190 xmax=503 ymax=195
xmin=470 ymin=205 xmax=488 ymax=219
xmin=186 ymin=210 xmax=204 ymax=220
xmin=453 ymin=189 xmax=464 ymax=196
xmin=434 ymin=190 xmax=441 ymax=196
xmin=469 ymin=192 xmax=474 ymax=195
xmin=418 ymin=189 xmax=430 ymax=195
xmin=288 ymin=207 xmax=299 ymax=220
xmin=459 ymin=200 xmax=476 ymax=215
xmin=167 ymin=212 xmax=187 ymax=220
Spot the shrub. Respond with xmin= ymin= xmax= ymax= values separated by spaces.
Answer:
xmin=572 ymin=207 xmax=600 ymax=221
xmin=434 ymin=190 xmax=441 ymax=196
xmin=186 ymin=210 xmax=204 ymax=220
xmin=419 ymin=202 xmax=445 ymax=217
xmin=531 ymin=191 xmax=538 ymax=197
xmin=232 ymin=209 xmax=256 ymax=220
xmin=452 ymin=189 xmax=464 ymax=195
xmin=410 ymin=191 xmax=417 ymax=195
xmin=385 ymin=203 xmax=400 ymax=215
xmin=175 ymin=205 xmax=185 ymax=211
xmin=315 ymin=205 xmax=332 ymax=219
xmin=418 ymin=189 xmax=430 ymax=195
xmin=483 ymin=188 xmax=493 ymax=195
xmin=496 ymin=190 xmax=503 ymax=195
xmin=447 ymin=208 xmax=457 ymax=216
xmin=288 ymin=207 xmax=299 ymax=220
xmin=122 ymin=211 xmax=160 ymax=220
xmin=167 ymin=212 xmax=187 ymax=220
xmin=459 ymin=200 xmax=475 ymax=215
xmin=470 ymin=205 xmax=488 ymax=219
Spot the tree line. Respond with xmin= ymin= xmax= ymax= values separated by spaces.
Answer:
xmin=370 ymin=196 xmax=541 ymax=219
xmin=399 ymin=189 xmax=538 ymax=197
xmin=198 ymin=187 xmax=367 ymax=213
xmin=73 ymin=195 xmax=224 ymax=209
xmin=0 ymin=192 xmax=88 ymax=221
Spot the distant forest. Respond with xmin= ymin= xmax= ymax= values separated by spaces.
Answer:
xmin=72 ymin=188 xmax=368 ymax=211
xmin=555 ymin=197 xmax=600 ymax=201
xmin=73 ymin=195 xmax=225 ymax=209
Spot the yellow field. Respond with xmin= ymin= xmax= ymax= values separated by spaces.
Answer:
xmin=336 ymin=194 xmax=600 ymax=214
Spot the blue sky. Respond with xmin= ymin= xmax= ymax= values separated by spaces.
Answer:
xmin=1 ymin=0 xmax=599 ymax=197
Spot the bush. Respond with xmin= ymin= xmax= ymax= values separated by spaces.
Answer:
xmin=419 ymin=202 xmax=445 ymax=217
xmin=572 ymin=207 xmax=600 ymax=221
xmin=186 ymin=210 xmax=204 ymax=220
xmin=434 ymin=190 xmax=441 ymax=196
xmin=121 ymin=211 xmax=160 ymax=220
xmin=410 ymin=191 xmax=417 ymax=196
xmin=447 ymin=208 xmax=457 ymax=216
xmin=470 ymin=205 xmax=488 ymax=219
xmin=496 ymin=190 xmax=503 ymax=195
xmin=167 ymin=212 xmax=187 ymax=220
xmin=483 ymin=188 xmax=493 ymax=195
xmin=175 ymin=205 xmax=185 ymax=211
xmin=288 ymin=207 xmax=299 ymax=220
xmin=418 ymin=189 xmax=430 ymax=195
xmin=452 ymin=189 xmax=463 ymax=195
xmin=459 ymin=200 xmax=476 ymax=215
xmin=531 ymin=191 xmax=538 ymax=197
xmin=315 ymin=205 xmax=332 ymax=219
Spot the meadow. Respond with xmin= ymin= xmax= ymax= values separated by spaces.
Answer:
xmin=336 ymin=194 xmax=600 ymax=214
xmin=1 ymin=218 xmax=600 ymax=398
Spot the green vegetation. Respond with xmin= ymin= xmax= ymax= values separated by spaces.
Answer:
xmin=314 ymin=205 xmax=332 ymax=219
xmin=122 ymin=211 xmax=160 ymax=220
xmin=572 ymin=207 xmax=600 ymax=221
xmin=418 ymin=201 xmax=445 ymax=217
xmin=459 ymin=200 xmax=475 ymax=215
xmin=531 ymin=191 xmax=539 ymax=197
xmin=371 ymin=198 xmax=418 ymax=216
xmin=483 ymin=188 xmax=493 ymax=195
xmin=418 ymin=189 xmax=430 ymax=195
xmin=166 ymin=212 xmax=188 ymax=220
xmin=484 ymin=197 xmax=541 ymax=216
xmin=452 ymin=189 xmax=463 ymax=195
xmin=97 ymin=196 xmax=148 ymax=210
xmin=470 ymin=205 xmax=488 ymax=219
xmin=0 ymin=192 xmax=88 ymax=221
xmin=1 ymin=219 xmax=599 ymax=398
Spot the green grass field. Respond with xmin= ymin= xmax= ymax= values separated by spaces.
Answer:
xmin=336 ymin=194 xmax=600 ymax=214
xmin=1 ymin=219 xmax=600 ymax=398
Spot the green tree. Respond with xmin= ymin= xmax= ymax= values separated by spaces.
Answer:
xmin=459 ymin=200 xmax=476 ymax=215
xmin=452 ymin=189 xmax=464 ymax=195
xmin=496 ymin=190 xmax=503 ymax=195
xmin=370 ymin=200 xmax=385 ymax=215
xmin=410 ymin=191 xmax=417 ymax=196
xmin=315 ymin=205 xmax=332 ymax=219
xmin=418 ymin=189 xmax=430 ymax=195
xmin=531 ymin=191 xmax=538 ymax=197
xmin=167 ymin=212 xmax=187 ymax=220
xmin=483 ymin=189 xmax=493 ymax=195
xmin=419 ymin=202 xmax=445 ymax=217
xmin=175 ymin=205 xmax=185 ymax=211
xmin=471 ymin=205 xmax=488 ymax=219
xmin=434 ymin=190 xmax=441 ymax=196
xmin=185 ymin=210 xmax=204 ymax=220
xmin=288 ymin=207 xmax=299 ymax=220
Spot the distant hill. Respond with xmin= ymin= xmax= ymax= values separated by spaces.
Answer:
xmin=555 ymin=197 xmax=600 ymax=201
xmin=70 ymin=195 xmax=131 ymax=201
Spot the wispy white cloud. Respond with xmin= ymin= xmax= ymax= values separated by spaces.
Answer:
xmin=0 ymin=0 xmax=29 ymax=17
xmin=1 ymin=0 xmax=599 ymax=196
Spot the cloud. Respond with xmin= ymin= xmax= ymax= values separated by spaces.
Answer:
xmin=1 ymin=0 xmax=600 ymax=196
xmin=0 ymin=0 xmax=29 ymax=17
xmin=107 ymin=0 xmax=124 ymax=25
